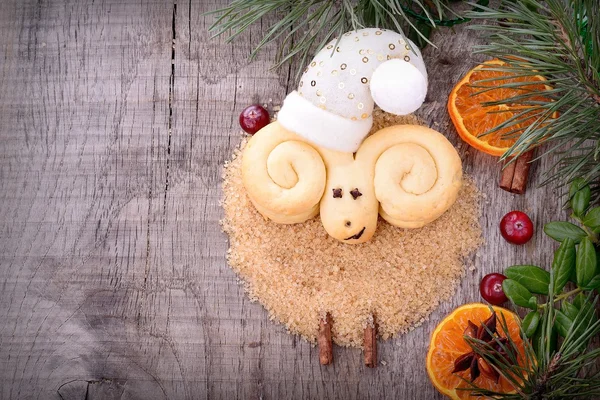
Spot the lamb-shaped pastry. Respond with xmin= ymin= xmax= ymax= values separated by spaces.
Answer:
xmin=242 ymin=28 xmax=462 ymax=244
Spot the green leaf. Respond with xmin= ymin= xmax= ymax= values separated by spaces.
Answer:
xmin=555 ymin=310 xmax=573 ymax=338
xmin=569 ymin=177 xmax=588 ymax=198
xmin=570 ymin=178 xmax=591 ymax=217
xmin=573 ymin=292 xmax=586 ymax=309
xmin=582 ymin=274 xmax=600 ymax=290
xmin=582 ymin=207 xmax=600 ymax=229
xmin=505 ymin=265 xmax=550 ymax=295
xmin=552 ymin=238 xmax=576 ymax=294
xmin=576 ymin=237 xmax=597 ymax=287
xmin=561 ymin=301 xmax=579 ymax=321
xmin=521 ymin=311 xmax=540 ymax=338
xmin=502 ymin=279 xmax=537 ymax=310
xmin=531 ymin=324 xmax=543 ymax=360
xmin=532 ymin=322 xmax=557 ymax=361
xmin=544 ymin=222 xmax=587 ymax=243
xmin=569 ymin=258 xmax=578 ymax=284
xmin=579 ymin=296 xmax=599 ymax=328
xmin=558 ymin=299 xmax=594 ymax=344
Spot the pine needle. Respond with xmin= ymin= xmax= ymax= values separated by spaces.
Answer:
xmin=205 ymin=0 xmax=473 ymax=75
xmin=467 ymin=0 xmax=600 ymax=194
xmin=464 ymin=271 xmax=600 ymax=399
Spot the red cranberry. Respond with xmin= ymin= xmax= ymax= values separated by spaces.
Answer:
xmin=500 ymin=211 xmax=534 ymax=245
xmin=480 ymin=273 xmax=508 ymax=305
xmin=239 ymin=104 xmax=270 ymax=135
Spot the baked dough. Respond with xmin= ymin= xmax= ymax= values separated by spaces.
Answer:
xmin=359 ymin=125 xmax=463 ymax=228
xmin=241 ymin=122 xmax=326 ymax=224
xmin=241 ymin=122 xmax=462 ymax=243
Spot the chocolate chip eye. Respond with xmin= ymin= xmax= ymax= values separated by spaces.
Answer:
xmin=332 ymin=188 xmax=343 ymax=198
xmin=350 ymin=188 xmax=362 ymax=200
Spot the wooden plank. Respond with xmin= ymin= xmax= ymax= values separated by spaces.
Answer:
xmin=165 ymin=1 xmax=303 ymax=398
xmin=0 ymin=0 xmax=174 ymax=398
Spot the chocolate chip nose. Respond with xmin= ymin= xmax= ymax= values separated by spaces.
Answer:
xmin=345 ymin=221 xmax=352 ymax=227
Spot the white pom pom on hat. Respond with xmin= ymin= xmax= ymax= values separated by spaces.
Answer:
xmin=277 ymin=28 xmax=428 ymax=153
xmin=370 ymin=59 xmax=427 ymax=115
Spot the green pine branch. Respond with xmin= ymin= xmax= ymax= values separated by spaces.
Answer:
xmin=205 ymin=0 xmax=476 ymax=73
xmin=465 ymin=293 xmax=600 ymax=399
xmin=467 ymin=0 xmax=600 ymax=194
xmin=464 ymin=178 xmax=600 ymax=399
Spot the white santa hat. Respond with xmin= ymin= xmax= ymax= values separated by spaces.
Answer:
xmin=277 ymin=28 xmax=428 ymax=153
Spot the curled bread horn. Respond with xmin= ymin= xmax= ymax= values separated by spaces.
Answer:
xmin=242 ymin=122 xmax=462 ymax=243
xmin=359 ymin=125 xmax=463 ymax=228
xmin=241 ymin=122 xmax=326 ymax=224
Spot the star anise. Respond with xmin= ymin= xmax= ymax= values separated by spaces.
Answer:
xmin=451 ymin=311 xmax=505 ymax=383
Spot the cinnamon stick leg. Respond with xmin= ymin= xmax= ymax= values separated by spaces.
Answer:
xmin=510 ymin=150 xmax=535 ymax=194
xmin=499 ymin=157 xmax=516 ymax=192
xmin=318 ymin=313 xmax=333 ymax=365
xmin=364 ymin=316 xmax=377 ymax=368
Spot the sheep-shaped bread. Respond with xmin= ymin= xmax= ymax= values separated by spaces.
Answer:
xmin=242 ymin=122 xmax=462 ymax=243
xmin=241 ymin=28 xmax=462 ymax=243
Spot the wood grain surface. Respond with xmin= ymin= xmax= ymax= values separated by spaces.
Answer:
xmin=0 ymin=0 xmax=581 ymax=399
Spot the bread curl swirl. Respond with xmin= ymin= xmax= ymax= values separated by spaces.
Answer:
xmin=357 ymin=125 xmax=462 ymax=229
xmin=242 ymin=122 xmax=326 ymax=224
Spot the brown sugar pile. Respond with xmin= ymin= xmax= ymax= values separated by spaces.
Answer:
xmin=221 ymin=111 xmax=482 ymax=347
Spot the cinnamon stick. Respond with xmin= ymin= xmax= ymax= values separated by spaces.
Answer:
xmin=317 ymin=313 xmax=333 ymax=365
xmin=364 ymin=315 xmax=377 ymax=368
xmin=499 ymin=150 xmax=534 ymax=194
xmin=499 ymin=157 xmax=517 ymax=192
xmin=511 ymin=150 xmax=534 ymax=194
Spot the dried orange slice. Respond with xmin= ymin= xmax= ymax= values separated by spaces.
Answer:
xmin=448 ymin=59 xmax=553 ymax=156
xmin=426 ymin=303 xmax=525 ymax=400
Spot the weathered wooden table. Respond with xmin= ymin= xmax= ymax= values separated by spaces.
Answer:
xmin=0 ymin=1 xmax=568 ymax=399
